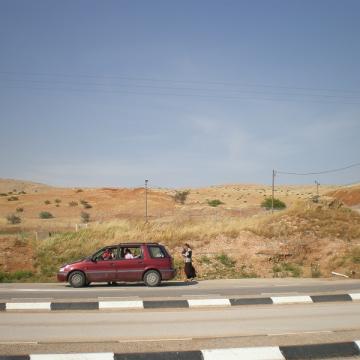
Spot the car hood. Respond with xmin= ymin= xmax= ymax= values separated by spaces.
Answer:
xmin=61 ymin=257 xmax=88 ymax=268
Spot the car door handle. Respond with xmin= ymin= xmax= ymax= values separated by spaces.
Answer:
xmin=137 ymin=261 xmax=144 ymax=264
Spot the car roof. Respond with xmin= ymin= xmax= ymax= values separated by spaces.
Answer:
xmin=106 ymin=242 xmax=161 ymax=247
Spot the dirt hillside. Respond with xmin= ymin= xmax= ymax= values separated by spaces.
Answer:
xmin=1 ymin=178 xmax=359 ymax=281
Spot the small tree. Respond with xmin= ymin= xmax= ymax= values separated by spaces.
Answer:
xmin=174 ymin=190 xmax=190 ymax=204
xmin=261 ymin=197 xmax=286 ymax=210
xmin=207 ymin=199 xmax=224 ymax=207
xmin=6 ymin=214 xmax=21 ymax=224
xmin=81 ymin=211 xmax=90 ymax=223
xmin=39 ymin=211 xmax=54 ymax=219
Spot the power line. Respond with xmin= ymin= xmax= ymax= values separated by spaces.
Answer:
xmin=1 ymin=77 xmax=360 ymax=101
xmin=2 ymin=84 xmax=360 ymax=106
xmin=1 ymin=70 xmax=360 ymax=95
xmin=277 ymin=162 xmax=360 ymax=176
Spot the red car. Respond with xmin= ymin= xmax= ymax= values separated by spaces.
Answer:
xmin=57 ymin=243 xmax=176 ymax=287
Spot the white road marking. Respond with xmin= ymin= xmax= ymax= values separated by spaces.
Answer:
xmin=6 ymin=302 xmax=51 ymax=310
xmin=0 ymin=341 xmax=38 ymax=345
xmin=188 ymin=299 xmax=231 ymax=307
xmin=271 ymin=296 xmax=312 ymax=304
xmin=99 ymin=301 xmax=143 ymax=309
xmin=202 ymin=346 xmax=285 ymax=360
xmin=355 ymin=340 xmax=360 ymax=351
xmin=118 ymin=338 xmax=192 ymax=342
xmin=270 ymin=330 xmax=333 ymax=336
xmin=30 ymin=353 xmax=114 ymax=360
xmin=350 ymin=293 xmax=360 ymax=301
xmin=12 ymin=289 xmax=69 ymax=292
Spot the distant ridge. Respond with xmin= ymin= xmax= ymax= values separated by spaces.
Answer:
xmin=0 ymin=178 xmax=53 ymax=193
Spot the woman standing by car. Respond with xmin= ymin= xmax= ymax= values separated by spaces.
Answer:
xmin=182 ymin=243 xmax=196 ymax=281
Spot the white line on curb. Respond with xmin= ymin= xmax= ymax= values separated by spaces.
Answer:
xmin=30 ymin=353 xmax=114 ymax=360
xmin=271 ymin=296 xmax=312 ymax=304
xmin=188 ymin=299 xmax=231 ymax=307
xmin=99 ymin=301 xmax=143 ymax=309
xmin=355 ymin=340 xmax=360 ymax=351
xmin=6 ymin=302 xmax=51 ymax=310
xmin=202 ymin=346 xmax=285 ymax=360
xmin=350 ymin=293 xmax=360 ymax=301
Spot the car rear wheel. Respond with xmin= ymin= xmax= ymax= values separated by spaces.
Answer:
xmin=144 ymin=270 xmax=161 ymax=287
xmin=69 ymin=271 xmax=86 ymax=288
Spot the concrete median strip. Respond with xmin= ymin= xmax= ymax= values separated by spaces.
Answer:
xmin=1 ymin=341 xmax=360 ymax=360
xmin=271 ymin=296 xmax=312 ymax=304
xmin=2 ymin=292 xmax=360 ymax=312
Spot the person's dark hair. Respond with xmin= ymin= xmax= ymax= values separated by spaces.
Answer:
xmin=184 ymin=243 xmax=190 ymax=248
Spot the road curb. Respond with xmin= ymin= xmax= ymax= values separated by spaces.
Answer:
xmin=1 ymin=341 xmax=360 ymax=359
xmin=1 ymin=292 xmax=359 ymax=311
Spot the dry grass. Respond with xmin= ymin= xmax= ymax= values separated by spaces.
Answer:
xmin=1 ymin=179 xmax=360 ymax=281
xmin=248 ymin=201 xmax=360 ymax=241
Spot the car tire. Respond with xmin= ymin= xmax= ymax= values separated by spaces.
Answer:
xmin=144 ymin=270 xmax=161 ymax=287
xmin=69 ymin=271 xmax=86 ymax=288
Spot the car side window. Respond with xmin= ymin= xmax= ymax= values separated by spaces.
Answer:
xmin=119 ymin=246 xmax=143 ymax=259
xmin=149 ymin=246 xmax=165 ymax=258
xmin=94 ymin=248 xmax=117 ymax=261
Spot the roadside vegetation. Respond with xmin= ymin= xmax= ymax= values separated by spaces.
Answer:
xmin=1 ymin=181 xmax=360 ymax=282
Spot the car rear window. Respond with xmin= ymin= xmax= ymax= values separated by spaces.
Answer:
xmin=148 ymin=246 xmax=166 ymax=258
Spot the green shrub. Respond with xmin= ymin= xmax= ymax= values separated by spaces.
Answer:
xmin=311 ymin=263 xmax=322 ymax=278
xmin=54 ymin=199 xmax=61 ymax=204
xmin=69 ymin=201 xmax=78 ymax=207
xmin=352 ymin=247 xmax=360 ymax=264
xmin=75 ymin=189 xmax=83 ymax=193
xmin=261 ymin=197 xmax=286 ymax=210
xmin=44 ymin=200 xmax=51 ymax=205
xmin=0 ymin=193 xmax=7 ymax=197
xmin=6 ymin=214 xmax=21 ymax=224
xmin=7 ymin=196 xmax=19 ymax=201
xmin=83 ymin=203 xmax=92 ymax=209
xmin=39 ymin=211 xmax=54 ymax=219
xmin=207 ymin=199 xmax=224 ymax=207
xmin=16 ymin=207 xmax=24 ymax=213
xmin=0 ymin=270 xmax=34 ymax=282
xmin=215 ymin=253 xmax=236 ymax=268
xmin=273 ymin=262 xmax=302 ymax=277
xmin=174 ymin=190 xmax=190 ymax=204
xmin=199 ymin=255 xmax=211 ymax=265
xmin=81 ymin=211 xmax=90 ymax=223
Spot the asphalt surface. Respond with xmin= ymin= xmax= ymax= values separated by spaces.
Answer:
xmin=1 ymin=278 xmax=360 ymax=357
xmin=1 ymin=278 xmax=360 ymax=301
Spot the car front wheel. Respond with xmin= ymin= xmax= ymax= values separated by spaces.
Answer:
xmin=144 ymin=270 xmax=161 ymax=287
xmin=69 ymin=271 xmax=86 ymax=288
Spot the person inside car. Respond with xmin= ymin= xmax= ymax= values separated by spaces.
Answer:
xmin=124 ymin=248 xmax=134 ymax=259
xmin=102 ymin=248 xmax=113 ymax=261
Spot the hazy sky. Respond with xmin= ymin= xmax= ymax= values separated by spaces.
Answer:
xmin=0 ymin=0 xmax=359 ymax=188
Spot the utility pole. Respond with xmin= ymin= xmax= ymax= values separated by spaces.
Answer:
xmin=145 ymin=179 xmax=149 ymax=223
xmin=271 ymin=169 xmax=276 ymax=213
xmin=315 ymin=180 xmax=320 ymax=197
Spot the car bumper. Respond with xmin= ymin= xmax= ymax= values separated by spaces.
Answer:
xmin=161 ymin=268 xmax=176 ymax=280
xmin=57 ymin=272 xmax=68 ymax=282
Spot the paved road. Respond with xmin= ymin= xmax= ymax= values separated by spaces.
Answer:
xmin=1 ymin=278 xmax=360 ymax=301
xmin=1 ymin=302 xmax=360 ymax=356
xmin=1 ymin=302 xmax=360 ymax=342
